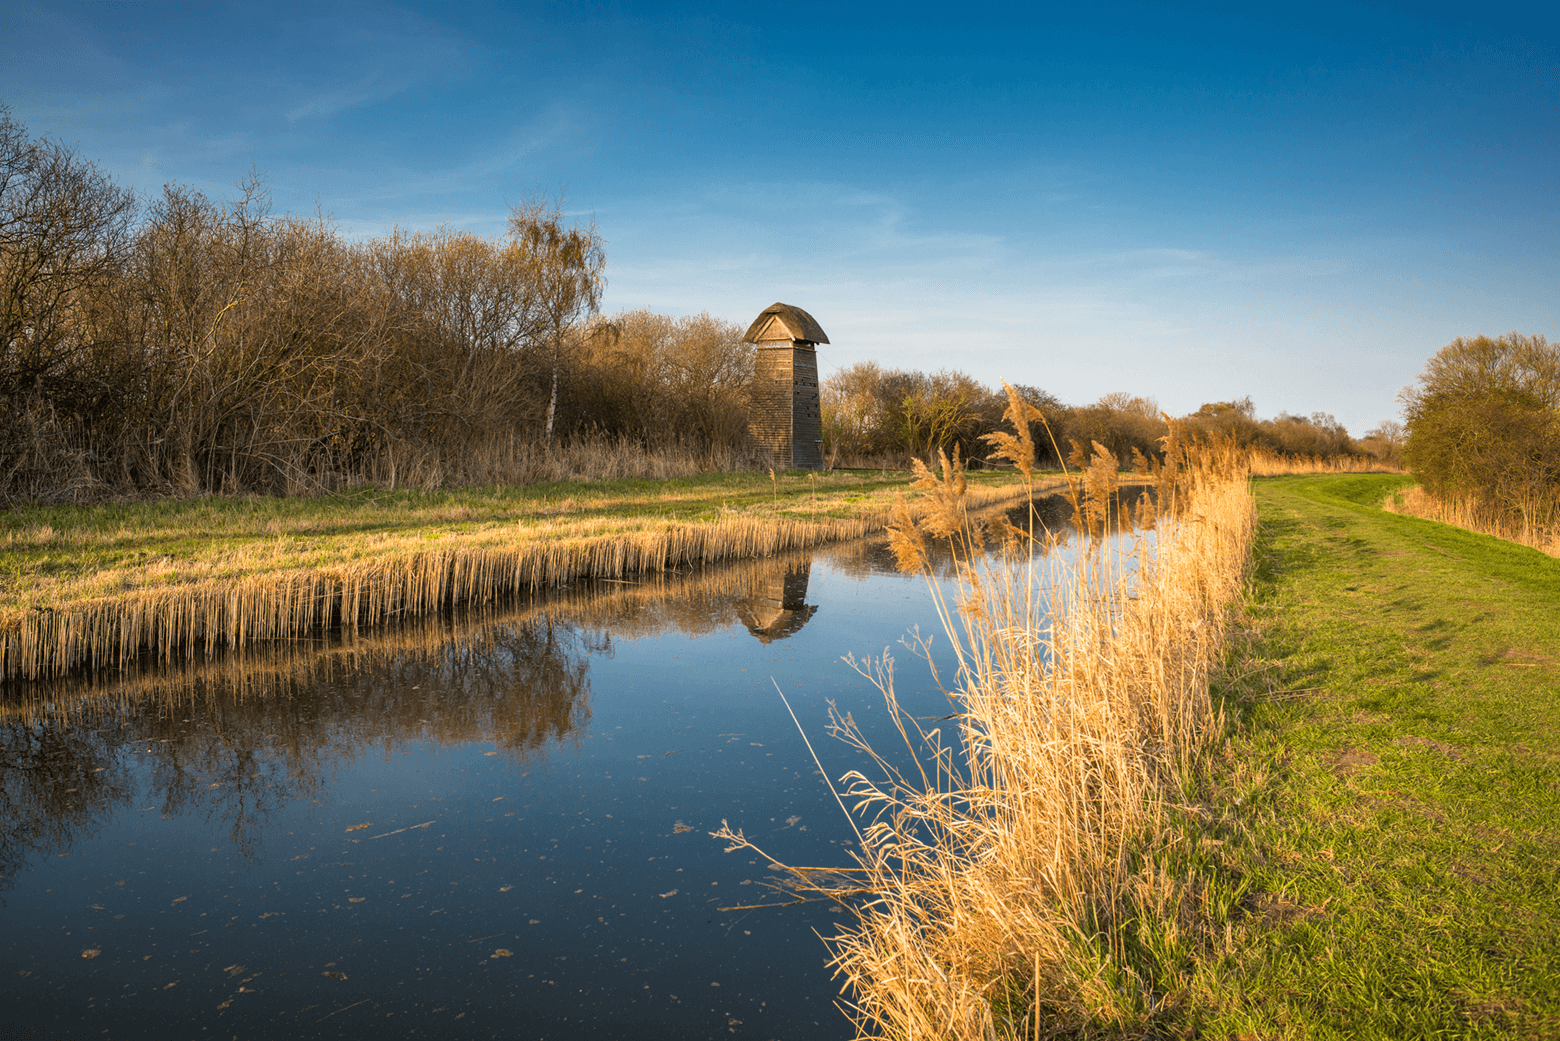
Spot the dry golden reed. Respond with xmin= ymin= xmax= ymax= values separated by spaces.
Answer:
xmin=0 ymin=517 xmax=856 ymax=681
xmin=1381 ymin=483 xmax=1560 ymax=558
xmin=1246 ymin=449 xmax=1400 ymax=476
xmin=0 ymin=544 xmax=836 ymax=740
xmin=1 ymin=481 xmax=1041 ymax=683
xmin=718 ymin=412 xmax=1256 ymax=1038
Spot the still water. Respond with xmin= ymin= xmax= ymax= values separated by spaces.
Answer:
xmin=1 ymin=517 xmax=1135 ymax=1040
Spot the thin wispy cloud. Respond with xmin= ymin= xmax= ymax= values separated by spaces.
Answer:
xmin=286 ymin=77 xmax=409 ymax=123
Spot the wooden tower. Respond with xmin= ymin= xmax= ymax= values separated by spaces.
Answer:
xmin=743 ymin=302 xmax=828 ymax=470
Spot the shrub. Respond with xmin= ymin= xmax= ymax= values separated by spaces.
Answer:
xmin=1401 ymin=332 xmax=1560 ymax=529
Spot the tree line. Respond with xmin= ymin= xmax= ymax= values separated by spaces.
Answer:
xmin=1 ymin=105 xmax=762 ymax=503
xmin=820 ymin=361 xmax=1399 ymax=471
xmin=1400 ymin=331 xmax=1559 ymax=533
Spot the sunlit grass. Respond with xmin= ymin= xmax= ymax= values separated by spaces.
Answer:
xmin=1193 ymin=474 xmax=1560 ymax=1038
xmin=0 ymin=469 xmax=1052 ymax=681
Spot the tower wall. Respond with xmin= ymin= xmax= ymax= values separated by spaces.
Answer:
xmin=749 ymin=344 xmax=794 ymax=469
xmin=789 ymin=347 xmax=821 ymax=469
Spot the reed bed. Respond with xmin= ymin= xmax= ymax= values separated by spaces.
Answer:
xmin=0 ymin=544 xmax=833 ymax=719
xmin=0 ymin=516 xmax=857 ymax=681
xmin=718 ymin=399 xmax=1255 ymax=1038
xmin=0 ymin=479 xmax=1041 ymax=683
xmin=1247 ymin=449 xmax=1399 ymax=476
xmin=1381 ymin=483 xmax=1560 ymax=558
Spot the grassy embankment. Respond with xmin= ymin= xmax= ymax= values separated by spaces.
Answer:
xmin=1200 ymin=474 xmax=1560 ymax=1038
xmin=1382 ymin=483 xmax=1560 ymax=559
xmin=0 ymin=468 xmax=1050 ymax=681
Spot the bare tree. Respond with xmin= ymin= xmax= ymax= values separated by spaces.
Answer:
xmin=568 ymin=309 xmax=753 ymax=452
xmin=0 ymin=104 xmax=135 ymax=400
xmin=505 ymin=196 xmax=606 ymax=442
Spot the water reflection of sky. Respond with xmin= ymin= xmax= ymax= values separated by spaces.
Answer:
xmin=0 ymin=517 xmax=1149 ymax=1040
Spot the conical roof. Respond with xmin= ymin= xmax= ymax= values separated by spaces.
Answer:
xmin=742 ymin=302 xmax=830 ymax=345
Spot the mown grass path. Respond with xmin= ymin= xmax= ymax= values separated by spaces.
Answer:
xmin=1202 ymin=475 xmax=1560 ymax=1038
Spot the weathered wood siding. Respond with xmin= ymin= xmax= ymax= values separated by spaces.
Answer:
xmin=749 ymin=344 xmax=822 ymax=470
xmin=790 ymin=347 xmax=821 ymax=469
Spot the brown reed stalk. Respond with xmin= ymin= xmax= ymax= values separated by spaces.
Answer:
xmin=715 ymin=410 xmax=1256 ymax=1039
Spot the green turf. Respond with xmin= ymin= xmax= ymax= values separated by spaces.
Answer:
xmin=1196 ymin=474 xmax=1560 ymax=1039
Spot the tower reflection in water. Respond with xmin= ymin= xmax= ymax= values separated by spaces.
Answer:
xmin=734 ymin=561 xmax=818 ymax=643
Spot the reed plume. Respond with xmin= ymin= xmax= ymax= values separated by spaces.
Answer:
xmin=716 ymin=400 xmax=1256 ymax=1038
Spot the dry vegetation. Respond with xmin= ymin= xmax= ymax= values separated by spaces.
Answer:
xmin=1381 ymin=482 xmax=1560 ymax=558
xmin=1246 ymin=449 xmax=1401 ymax=476
xmin=0 ymin=543 xmax=835 ymax=721
xmin=0 ymin=470 xmax=1049 ymax=681
xmin=0 ymin=106 xmax=772 ymax=504
xmin=3 ymin=104 xmax=1392 ymax=510
xmin=820 ymin=364 xmax=1399 ymax=474
xmin=717 ymin=395 xmax=1257 ymax=1037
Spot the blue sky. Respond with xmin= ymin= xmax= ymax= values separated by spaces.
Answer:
xmin=3 ymin=1 xmax=1556 ymax=433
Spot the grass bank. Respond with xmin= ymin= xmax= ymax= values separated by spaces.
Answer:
xmin=0 ymin=468 xmax=1051 ymax=681
xmin=1199 ymin=474 xmax=1560 ymax=1038
xmin=1382 ymin=483 xmax=1560 ymax=558
xmin=725 ymin=464 xmax=1557 ymax=1039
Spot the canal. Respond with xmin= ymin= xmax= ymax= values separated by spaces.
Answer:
xmin=0 ymin=513 xmax=1135 ymax=1040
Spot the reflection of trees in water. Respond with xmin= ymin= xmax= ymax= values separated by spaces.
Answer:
xmin=0 ymin=547 xmax=840 ymax=884
xmin=5 ymin=514 xmax=1135 ymax=889
xmin=0 ymin=716 xmax=135 ymax=894
xmin=0 ymin=612 xmax=605 ymax=887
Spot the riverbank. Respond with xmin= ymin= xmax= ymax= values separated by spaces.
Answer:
xmin=0 ymin=469 xmax=1053 ymax=681
xmin=1199 ymin=474 xmax=1560 ymax=1037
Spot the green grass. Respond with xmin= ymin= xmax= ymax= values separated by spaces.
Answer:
xmin=1196 ymin=474 xmax=1560 ymax=1039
